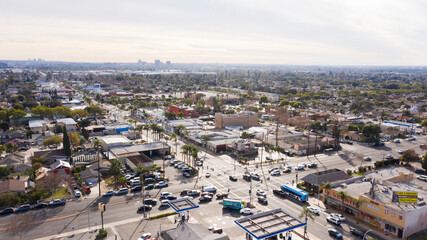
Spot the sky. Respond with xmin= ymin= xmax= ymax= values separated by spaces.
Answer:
xmin=1 ymin=0 xmax=427 ymax=65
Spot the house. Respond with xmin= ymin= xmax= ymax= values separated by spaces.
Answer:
xmin=80 ymin=168 xmax=99 ymax=184
xmin=32 ymin=149 xmax=67 ymax=165
xmin=56 ymin=118 xmax=77 ymax=131
xmin=0 ymin=152 xmax=25 ymax=168
xmin=1 ymin=129 xmax=26 ymax=144
xmin=0 ymin=179 xmax=26 ymax=195
xmin=29 ymin=120 xmax=47 ymax=132
xmin=50 ymin=160 xmax=71 ymax=176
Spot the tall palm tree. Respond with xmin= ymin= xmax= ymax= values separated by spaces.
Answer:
xmin=321 ymin=181 xmax=334 ymax=209
xmin=135 ymin=124 xmax=143 ymax=141
xmin=201 ymin=134 xmax=211 ymax=158
xmin=354 ymin=199 xmax=365 ymax=224
xmin=171 ymin=133 xmax=178 ymax=156
xmin=190 ymin=147 xmax=199 ymax=167
xmin=176 ymin=124 xmax=186 ymax=137
xmin=142 ymin=124 xmax=150 ymax=142
xmin=299 ymin=206 xmax=316 ymax=239
xmin=181 ymin=145 xmax=191 ymax=165
xmin=338 ymin=191 xmax=349 ymax=214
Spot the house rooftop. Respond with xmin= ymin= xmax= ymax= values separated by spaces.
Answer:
xmin=57 ymin=118 xmax=77 ymax=125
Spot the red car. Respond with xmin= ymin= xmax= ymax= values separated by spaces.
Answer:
xmin=83 ymin=186 xmax=91 ymax=194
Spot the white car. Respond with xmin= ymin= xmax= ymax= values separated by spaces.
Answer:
xmin=256 ymin=189 xmax=267 ymax=197
xmin=363 ymin=156 xmax=372 ymax=161
xmin=330 ymin=213 xmax=346 ymax=222
xmin=160 ymin=192 xmax=172 ymax=198
xmin=326 ymin=216 xmax=341 ymax=225
xmin=307 ymin=206 xmax=319 ymax=215
xmin=240 ymin=208 xmax=253 ymax=215
xmin=271 ymin=170 xmax=281 ymax=176
xmin=393 ymin=139 xmax=401 ymax=143
xmin=398 ymin=149 xmax=405 ymax=154
xmin=138 ymin=233 xmax=152 ymax=240
xmin=295 ymin=164 xmax=305 ymax=170
xmin=74 ymin=190 xmax=81 ymax=198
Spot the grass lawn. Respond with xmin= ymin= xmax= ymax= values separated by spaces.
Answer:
xmin=46 ymin=187 xmax=69 ymax=199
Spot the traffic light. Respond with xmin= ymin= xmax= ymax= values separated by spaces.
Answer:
xmin=249 ymin=189 xmax=251 ymax=194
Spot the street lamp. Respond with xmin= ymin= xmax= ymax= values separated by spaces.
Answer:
xmin=363 ymin=229 xmax=372 ymax=240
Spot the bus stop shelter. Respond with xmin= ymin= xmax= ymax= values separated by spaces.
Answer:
xmin=234 ymin=208 xmax=306 ymax=239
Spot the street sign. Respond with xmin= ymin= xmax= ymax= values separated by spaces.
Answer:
xmin=255 ymin=185 xmax=260 ymax=187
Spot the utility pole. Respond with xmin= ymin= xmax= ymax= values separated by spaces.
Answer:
xmin=306 ymin=130 xmax=310 ymax=160
xmin=275 ymin=120 xmax=279 ymax=147
xmin=314 ymin=131 xmax=318 ymax=158
xmin=98 ymin=203 xmax=105 ymax=230
xmin=97 ymin=145 xmax=101 ymax=197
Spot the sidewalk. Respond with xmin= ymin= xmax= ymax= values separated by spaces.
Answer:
xmin=306 ymin=197 xmax=390 ymax=240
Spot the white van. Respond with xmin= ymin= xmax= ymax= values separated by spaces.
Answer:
xmin=130 ymin=180 xmax=141 ymax=186
xmin=202 ymin=186 xmax=217 ymax=193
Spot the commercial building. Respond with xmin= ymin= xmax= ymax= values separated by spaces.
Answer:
xmin=98 ymin=135 xmax=132 ymax=150
xmin=168 ymin=105 xmax=199 ymax=118
xmin=215 ymin=112 xmax=258 ymax=129
xmin=187 ymin=130 xmax=240 ymax=153
xmin=227 ymin=139 xmax=258 ymax=156
xmin=163 ymin=119 xmax=202 ymax=134
xmin=323 ymin=167 xmax=427 ymax=239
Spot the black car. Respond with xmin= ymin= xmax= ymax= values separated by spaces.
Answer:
xmin=144 ymin=178 xmax=155 ymax=183
xmin=243 ymin=174 xmax=252 ymax=181
xmin=15 ymin=205 xmax=31 ymax=213
xmin=328 ymin=229 xmax=343 ymax=239
xmin=166 ymin=195 xmax=177 ymax=200
xmin=143 ymin=198 xmax=157 ymax=205
xmin=258 ymin=197 xmax=268 ymax=205
xmin=32 ymin=203 xmax=48 ymax=210
xmin=0 ymin=208 xmax=14 ymax=215
xmin=307 ymin=163 xmax=317 ymax=168
xmin=181 ymin=189 xmax=189 ymax=195
xmin=350 ymin=228 xmax=365 ymax=238
xmin=145 ymin=184 xmax=154 ymax=190
xmin=199 ymin=196 xmax=212 ymax=202
xmin=229 ymin=175 xmax=237 ymax=181
xmin=131 ymin=186 xmax=142 ymax=192
xmin=137 ymin=205 xmax=152 ymax=212
xmin=273 ymin=189 xmax=286 ymax=197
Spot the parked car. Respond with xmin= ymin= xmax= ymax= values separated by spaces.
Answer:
xmin=183 ymin=172 xmax=191 ymax=178
xmin=386 ymin=154 xmax=394 ymax=160
xmin=32 ymin=203 xmax=48 ymax=210
xmin=160 ymin=192 xmax=172 ymax=199
xmin=307 ymin=206 xmax=319 ymax=215
xmin=295 ymin=164 xmax=305 ymax=170
xmin=199 ymin=196 xmax=212 ymax=202
xmin=160 ymin=200 xmax=170 ymax=208
xmin=240 ymin=208 xmax=253 ymax=215
xmin=393 ymin=139 xmax=401 ymax=143
xmin=398 ymin=149 xmax=405 ymax=154
xmin=256 ymin=189 xmax=267 ymax=197
xmin=38 ymin=146 xmax=47 ymax=150
xmin=143 ymin=198 xmax=157 ymax=205
xmin=229 ymin=175 xmax=237 ymax=181
xmin=155 ymin=181 xmax=168 ymax=188
xmin=258 ymin=196 xmax=268 ymax=205
xmin=0 ymin=207 xmax=14 ymax=215
xmin=187 ymin=190 xmax=201 ymax=196
xmin=307 ymin=163 xmax=317 ymax=168
xmin=145 ymin=184 xmax=154 ymax=190
xmin=406 ymin=137 xmax=416 ymax=141
xmin=350 ymin=228 xmax=365 ymax=238
xmin=166 ymin=195 xmax=177 ymax=200
xmin=137 ymin=205 xmax=152 ymax=212
xmin=15 ymin=205 xmax=31 ymax=213
xmin=103 ymin=190 xmax=115 ymax=197
xmin=144 ymin=178 xmax=155 ymax=183
xmin=74 ymin=190 xmax=81 ymax=198
xmin=205 ymin=173 xmax=211 ymax=178
xmin=202 ymin=191 xmax=214 ymax=197
xmin=131 ymin=186 xmax=142 ymax=192
xmin=417 ymin=175 xmax=427 ymax=181
xmin=195 ymin=161 xmax=203 ymax=166
xmin=328 ymin=229 xmax=343 ymax=239
xmin=115 ymin=188 xmax=129 ymax=195
xmin=216 ymin=192 xmax=228 ymax=199
xmin=49 ymin=199 xmax=66 ymax=207
xmin=363 ymin=156 xmax=372 ymax=161
xmin=326 ymin=216 xmax=341 ymax=225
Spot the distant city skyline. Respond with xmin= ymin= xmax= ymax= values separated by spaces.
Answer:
xmin=1 ymin=0 xmax=426 ymax=65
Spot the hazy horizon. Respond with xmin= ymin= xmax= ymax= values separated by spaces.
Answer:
xmin=1 ymin=0 xmax=426 ymax=65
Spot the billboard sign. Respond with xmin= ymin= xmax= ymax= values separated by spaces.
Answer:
xmin=392 ymin=191 xmax=418 ymax=203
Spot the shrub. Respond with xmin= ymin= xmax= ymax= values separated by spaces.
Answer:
xmin=148 ymin=212 xmax=177 ymax=220
xmin=346 ymin=169 xmax=353 ymax=175
xmin=95 ymin=229 xmax=107 ymax=239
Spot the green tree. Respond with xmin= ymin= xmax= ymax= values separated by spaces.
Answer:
xmin=109 ymin=159 xmax=122 ymax=188
xmin=171 ymin=133 xmax=178 ymax=156
xmin=0 ymin=166 xmax=12 ymax=178
xmin=259 ymin=95 xmax=269 ymax=104
xmin=337 ymin=191 xmax=349 ymax=214
xmin=400 ymin=149 xmax=421 ymax=166
xmin=43 ymin=136 xmax=62 ymax=146
xmin=85 ymin=104 xmax=103 ymax=125
xmin=422 ymin=152 xmax=427 ymax=171
xmin=62 ymin=127 xmax=71 ymax=160
xmin=5 ymin=143 xmax=18 ymax=153
xmin=361 ymin=124 xmax=381 ymax=143
xmin=241 ymin=131 xmax=250 ymax=139
xmin=354 ymin=199 xmax=365 ymax=224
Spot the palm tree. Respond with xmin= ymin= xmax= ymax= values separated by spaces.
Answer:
xmin=299 ymin=206 xmax=316 ymax=239
xmin=354 ymin=199 xmax=365 ymax=224
xmin=181 ymin=145 xmax=191 ymax=165
xmin=142 ymin=124 xmax=150 ymax=142
xmin=190 ymin=147 xmax=199 ymax=167
xmin=201 ymin=134 xmax=211 ymax=158
xmin=171 ymin=133 xmax=178 ymax=156
xmin=321 ymin=181 xmax=334 ymax=209
xmin=338 ymin=191 xmax=349 ymax=214
xmin=176 ymin=124 xmax=186 ymax=137
xmin=135 ymin=124 xmax=143 ymax=141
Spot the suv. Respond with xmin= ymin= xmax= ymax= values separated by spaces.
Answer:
xmin=326 ymin=216 xmax=341 ymax=225
xmin=49 ymin=199 xmax=66 ymax=207
xmin=243 ymin=174 xmax=252 ymax=181
xmin=15 ymin=205 xmax=31 ymax=213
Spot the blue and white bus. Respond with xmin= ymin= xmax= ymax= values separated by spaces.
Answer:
xmin=281 ymin=184 xmax=309 ymax=202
